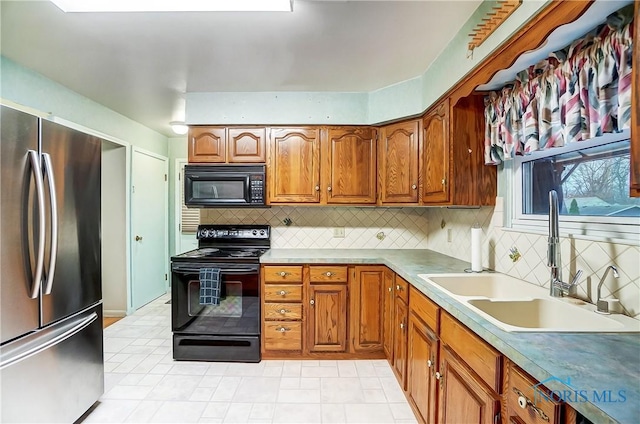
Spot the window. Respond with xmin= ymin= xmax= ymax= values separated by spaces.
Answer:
xmin=512 ymin=131 xmax=639 ymax=242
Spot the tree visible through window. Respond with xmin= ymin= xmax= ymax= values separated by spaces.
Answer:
xmin=523 ymin=139 xmax=640 ymax=217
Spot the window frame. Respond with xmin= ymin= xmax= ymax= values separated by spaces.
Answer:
xmin=510 ymin=130 xmax=640 ymax=245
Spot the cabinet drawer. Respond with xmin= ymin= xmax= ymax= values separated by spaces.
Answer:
xmin=263 ymin=266 xmax=303 ymax=283
xmin=264 ymin=322 xmax=302 ymax=351
xmin=440 ymin=312 xmax=501 ymax=392
xmin=309 ymin=266 xmax=348 ymax=283
xmin=409 ymin=286 xmax=439 ymax=332
xmin=505 ymin=361 xmax=561 ymax=424
xmin=264 ymin=303 xmax=303 ymax=320
xmin=263 ymin=285 xmax=303 ymax=302
xmin=394 ymin=276 xmax=409 ymax=304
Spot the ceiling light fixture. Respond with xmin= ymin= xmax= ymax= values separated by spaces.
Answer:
xmin=170 ymin=121 xmax=189 ymax=135
xmin=50 ymin=0 xmax=293 ymax=13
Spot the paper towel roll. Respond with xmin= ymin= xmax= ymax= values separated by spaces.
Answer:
xmin=471 ymin=226 xmax=482 ymax=272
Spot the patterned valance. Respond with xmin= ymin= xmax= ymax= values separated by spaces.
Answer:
xmin=484 ymin=5 xmax=634 ymax=165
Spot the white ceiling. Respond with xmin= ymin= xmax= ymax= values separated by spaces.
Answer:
xmin=1 ymin=0 xmax=482 ymax=137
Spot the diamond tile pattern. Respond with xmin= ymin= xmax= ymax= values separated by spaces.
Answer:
xmin=425 ymin=207 xmax=640 ymax=319
xmin=201 ymin=206 xmax=429 ymax=249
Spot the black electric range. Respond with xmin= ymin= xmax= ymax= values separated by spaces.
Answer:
xmin=170 ymin=224 xmax=270 ymax=362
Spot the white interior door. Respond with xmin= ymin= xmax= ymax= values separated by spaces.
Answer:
xmin=132 ymin=149 xmax=168 ymax=309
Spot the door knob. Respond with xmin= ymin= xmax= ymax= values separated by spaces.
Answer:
xmin=135 ymin=235 xmax=143 ymax=241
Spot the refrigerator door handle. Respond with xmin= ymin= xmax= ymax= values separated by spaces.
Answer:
xmin=0 ymin=311 xmax=98 ymax=370
xmin=42 ymin=153 xmax=58 ymax=295
xmin=28 ymin=150 xmax=46 ymax=299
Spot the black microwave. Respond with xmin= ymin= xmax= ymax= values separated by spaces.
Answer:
xmin=184 ymin=164 xmax=266 ymax=207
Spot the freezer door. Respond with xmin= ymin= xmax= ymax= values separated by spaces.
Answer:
xmin=0 ymin=106 xmax=41 ymax=344
xmin=0 ymin=304 xmax=104 ymax=423
xmin=41 ymin=120 xmax=102 ymax=326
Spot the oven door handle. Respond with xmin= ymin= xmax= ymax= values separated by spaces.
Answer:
xmin=171 ymin=264 xmax=259 ymax=274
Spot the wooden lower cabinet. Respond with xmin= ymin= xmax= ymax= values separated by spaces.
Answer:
xmin=407 ymin=313 xmax=438 ymax=424
xmin=307 ymin=284 xmax=348 ymax=353
xmin=392 ymin=295 xmax=409 ymax=389
xmin=438 ymin=344 xmax=501 ymax=424
xmin=382 ymin=268 xmax=395 ymax=360
xmin=350 ymin=266 xmax=385 ymax=353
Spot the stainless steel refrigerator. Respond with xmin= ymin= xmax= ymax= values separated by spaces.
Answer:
xmin=0 ymin=105 xmax=104 ymax=422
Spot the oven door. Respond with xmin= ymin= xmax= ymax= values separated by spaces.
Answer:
xmin=171 ymin=262 xmax=260 ymax=336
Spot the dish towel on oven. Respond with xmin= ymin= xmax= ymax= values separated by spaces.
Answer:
xmin=199 ymin=268 xmax=221 ymax=305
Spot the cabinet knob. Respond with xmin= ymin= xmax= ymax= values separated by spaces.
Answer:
xmin=427 ymin=359 xmax=432 ymax=368
xmin=441 ymin=178 xmax=447 ymax=186
xmin=411 ymin=184 xmax=417 ymax=190
xmin=388 ymin=287 xmax=392 ymax=292
xmin=279 ymin=290 xmax=288 ymax=296
xmin=327 ymin=186 xmax=332 ymax=192
xmin=399 ymin=322 xmax=404 ymax=330
xmin=325 ymin=271 xmax=333 ymax=277
xmin=279 ymin=309 xmax=289 ymax=314
xmin=315 ymin=185 xmax=320 ymax=191
xmin=310 ymin=299 xmax=315 ymax=305
xmin=396 ymin=285 xmax=401 ymax=291
xmin=277 ymin=327 xmax=289 ymax=333
xmin=435 ymin=371 xmax=441 ymax=380
xmin=279 ymin=271 xmax=289 ymax=277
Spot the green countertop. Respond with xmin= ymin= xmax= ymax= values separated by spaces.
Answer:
xmin=261 ymin=249 xmax=640 ymax=424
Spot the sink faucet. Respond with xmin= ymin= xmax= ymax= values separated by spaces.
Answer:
xmin=548 ymin=190 xmax=583 ymax=297
xmin=596 ymin=265 xmax=619 ymax=314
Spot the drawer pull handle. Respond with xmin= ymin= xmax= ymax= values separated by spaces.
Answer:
xmin=278 ymin=271 xmax=289 ymax=277
xmin=277 ymin=327 xmax=289 ymax=333
xmin=279 ymin=309 xmax=290 ymax=314
xmin=512 ymin=388 xmax=550 ymax=422
xmin=278 ymin=290 xmax=289 ymax=296
xmin=325 ymin=271 xmax=333 ymax=277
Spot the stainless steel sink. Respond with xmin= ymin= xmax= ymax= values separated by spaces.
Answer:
xmin=417 ymin=273 xmax=640 ymax=333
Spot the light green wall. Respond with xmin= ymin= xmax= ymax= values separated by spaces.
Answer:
xmin=0 ymin=56 xmax=169 ymax=156
xmin=168 ymin=137 xmax=188 ymax=257
xmin=186 ymin=1 xmax=549 ymax=125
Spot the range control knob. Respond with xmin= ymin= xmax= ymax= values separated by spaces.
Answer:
xmin=260 ymin=230 xmax=265 ymax=235
xmin=252 ymin=230 xmax=258 ymax=236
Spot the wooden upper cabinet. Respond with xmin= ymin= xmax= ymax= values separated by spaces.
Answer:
xmin=379 ymin=120 xmax=420 ymax=204
xmin=631 ymin=0 xmax=640 ymax=197
xmin=228 ymin=128 xmax=266 ymax=163
xmin=325 ymin=127 xmax=377 ymax=204
xmin=269 ymin=127 xmax=321 ymax=203
xmin=189 ymin=127 xmax=226 ymax=163
xmin=188 ymin=126 xmax=265 ymax=163
xmin=422 ymin=99 xmax=450 ymax=204
xmin=350 ymin=266 xmax=385 ymax=353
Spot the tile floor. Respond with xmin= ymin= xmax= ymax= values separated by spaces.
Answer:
xmin=81 ymin=294 xmax=417 ymax=423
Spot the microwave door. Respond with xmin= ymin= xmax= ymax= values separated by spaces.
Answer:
xmin=189 ymin=174 xmax=250 ymax=205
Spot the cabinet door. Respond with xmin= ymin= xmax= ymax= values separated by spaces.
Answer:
xmin=307 ymin=284 xmax=348 ymax=353
xmin=392 ymin=298 xmax=408 ymax=390
xmin=422 ymin=99 xmax=450 ymax=203
xmin=379 ymin=120 xmax=420 ymax=204
xmin=350 ymin=266 xmax=385 ymax=353
xmin=188 ymin=127 xmax=226 ymax=163
xmin=269 ymin=127 xmax=321 ymax=203
xmin=438 ymin=345 xmax=500 ymax=424
xmin=228 ymin=128 xmax=266 ymax=163
xmin=325 ymin=127 xmax=377 ymax=204
xmin=383 ymin=269 xmax=395 ymax=360
xmin=631 ymin=0 xmax=640 ymax=197
xmin=407 ymin=315 xmax=438 ymax=424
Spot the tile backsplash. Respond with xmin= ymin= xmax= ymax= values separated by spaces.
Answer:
xmin=201 ymin=206 xmax=429 ymax=249
xmin=425 ymin=207 xmax=640 ymax=319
